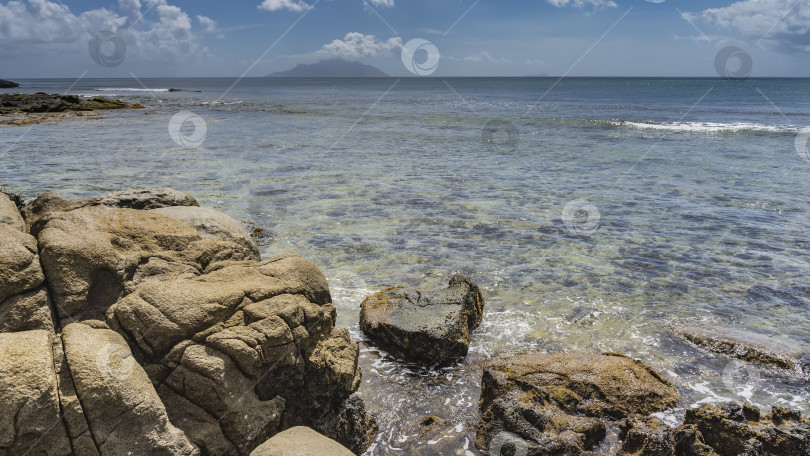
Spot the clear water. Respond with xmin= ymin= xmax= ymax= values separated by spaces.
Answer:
xmin=3 ymin=77 xmax=810 ymax=454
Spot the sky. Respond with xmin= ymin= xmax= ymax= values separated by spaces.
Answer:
xmin=0 ymin=0 xmax=809 ymax=78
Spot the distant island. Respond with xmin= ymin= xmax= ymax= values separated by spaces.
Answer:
xmin=266 ymin=59 xmax=388 ymax=77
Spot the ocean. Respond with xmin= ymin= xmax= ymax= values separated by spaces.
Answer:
xmin=3 ymin=77 xmax=810 ymax=453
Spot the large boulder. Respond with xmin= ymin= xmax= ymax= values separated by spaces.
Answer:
xmin=360 ymin=275 xmax=485 ymax=364
xmin=0 ymin=330 xmax=72 ymax=456
xmin=249 ymin=427 xmax=354 ymax=456
xmin=152 ymin=205 xmax=260 ymax=261
xmin=476 ymin=352 xmax=680 ymax=455
xmin=0 ymin=188 xmax=366 ymax=455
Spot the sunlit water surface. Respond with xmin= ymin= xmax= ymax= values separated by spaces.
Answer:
xmin=3 ymin=77 xmax=810 ymax=454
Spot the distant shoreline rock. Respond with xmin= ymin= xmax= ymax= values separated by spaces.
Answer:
xmin=0 ymin=93 xmax=143 ymax=126
xmin=0 ymin=79 xmax=19 ymax=88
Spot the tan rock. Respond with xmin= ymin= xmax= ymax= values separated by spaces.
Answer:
xmin=0 ymin=286 xmax=54 ymax=333
xmin=0 ymin=193 xmax=24 ymax=232
xmin=0 ymin=225 xmax=45 ymax=303
xmin=0 ymin=330 xmax=72 ymax=456
xmin=23 ymin=188 xmax=198 ymax=234
xmin=249 ymin=427 xmax=354 ymax=456
xmin=62 ymin=323 xmax=199 ymax=456
xmin=152 ymin=205 xmax=261 ymax=261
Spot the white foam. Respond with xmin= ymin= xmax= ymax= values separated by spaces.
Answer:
xmin=616 ymin=120 xmax=798 ymax=134
xmin=94 ymin=87 xmax=170 ymax=92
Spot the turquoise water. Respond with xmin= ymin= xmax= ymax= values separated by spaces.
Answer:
xmin=3 ymin=77 xmax=810 ymax=453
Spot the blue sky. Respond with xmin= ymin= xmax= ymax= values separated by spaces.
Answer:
xmin=0 ymin=0 xmax=808 ymax=77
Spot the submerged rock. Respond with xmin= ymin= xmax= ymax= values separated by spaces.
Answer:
xmin=249 ymin=426 xmax=354 ymax=456
xmin=672 ymin=324 xmax=809 ymax=375
xmin=359 ymin=275 xmax=485 ymax=364
xmin=0 ymin=188 xmax=365 ymax=455
xmin=476 ymin=352 xmax=679 ymax=455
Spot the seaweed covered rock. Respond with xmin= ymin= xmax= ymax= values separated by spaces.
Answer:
xmin=681 ymin=403 xmax=810 ymax=456
xmin=615 ymin=402 xmax=810 ymax=456
xmin=476 ymin=352 xmax=679 ymax=455
xmin=360 ymin=275 xmax=484 ymax=364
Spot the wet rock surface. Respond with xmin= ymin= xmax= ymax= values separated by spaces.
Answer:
xmin=617 ymin=402 xmax=810 ymax=456
xmin=0 ymin=188 xmax=368 ymax=455
xmin=672 ymin=324 xmax=809 ymax=375
xmin=476 ymin=352 xmax=680 ymax=455
xmin=360 ymin=274 xmax=485 ymax=364
xmin=0 ymin=79 xmax=18 ymax=88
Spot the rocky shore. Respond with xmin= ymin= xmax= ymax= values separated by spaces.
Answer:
xmin=0 ymin=93 xmax=143 ymax=125
xmin=1 ymin=187 xmax=808 ymax=455
xmin=0 ymin=79 xmax=19 ymax=88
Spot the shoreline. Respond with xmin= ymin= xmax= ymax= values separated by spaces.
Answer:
xmin=0 ymin=92 xmax=143 ymax=126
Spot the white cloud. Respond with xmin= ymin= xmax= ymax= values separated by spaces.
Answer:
xmin=696 ymin=0 xmax=810 ymax=52
xmin=365 ymin=0 xmax=394 ymax=7
xmin=546 ymin=0 xmax=617 ymax=9
xmin=0 ymin=0 xmax=208 ymax=64
xmin=197 ymin=15 xmax=217 ymax=33
xmin=314 ymin=32 xmax=402 ymax=59
xmin=464 ymin=51 xmax=513 ymax=64
xmin=257 ymin=0 xmax=313 ymax=13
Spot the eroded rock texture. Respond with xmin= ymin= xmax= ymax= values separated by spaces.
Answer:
xmin=0 ymin=188 xmax=370 ymax=456
xmin=476 ymin=352 xmax=680 ymax=455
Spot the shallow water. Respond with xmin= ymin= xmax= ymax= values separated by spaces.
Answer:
xmin=3 ymin=77 xmax=810 ymax=454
